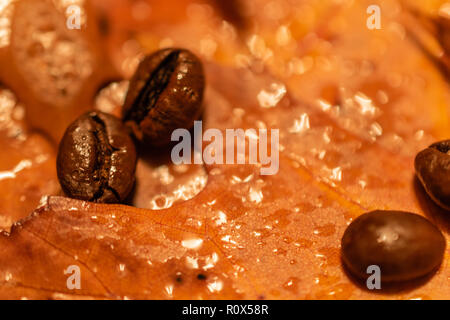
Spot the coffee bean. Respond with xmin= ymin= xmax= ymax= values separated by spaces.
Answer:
xmin=341 ymin=210 xmax=445 ymax=282
xmin=415 ymin=140 xmax=450 ymax=210
xmin=57 ymin=111 xmax=137 ymax=203
xmin=122 ymin=48 xmax=205 ymax=146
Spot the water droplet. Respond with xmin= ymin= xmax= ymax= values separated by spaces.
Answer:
xmin=207 ymin=278 xmax=224 ymax=293
xmin=186 ymin=256 xmax=199 ymax=269
xmin=257 ymin=83 xmax=286 ymax=108
xmin=213 ymin=211 xmax=227 ymax=226
xmin=181 ymin=238 xmax=203 ymax=250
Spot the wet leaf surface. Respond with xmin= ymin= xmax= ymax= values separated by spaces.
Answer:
xmin=0 ymin=0 xmax=449 ymax=299
xmin=0 ymin=0 xmax=118 ymax=142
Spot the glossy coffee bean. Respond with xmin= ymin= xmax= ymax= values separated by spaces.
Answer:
xmin=341 ymin=210 xmax=445 ymax=282
xmin=122 ymin=48 xmax=205 ymax=146
xmin=57 ymin=111 xmax=137 ymax=203
xmin=415 ymin=140 xmax=450 ymax=210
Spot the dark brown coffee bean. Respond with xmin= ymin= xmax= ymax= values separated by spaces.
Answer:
xmin=57 ymin=111 xmax=137 ymax=203
xmin=341 ymin=210 xmax=445 ymax=282
xmin=122 ymin=48 xmax=205 ymax=146
xmin=415 ymin=140 xmax=450 ymax=210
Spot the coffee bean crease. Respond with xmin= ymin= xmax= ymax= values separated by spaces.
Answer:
xmin=124 ymin=50 xmax=180 ymax=124
xmin=122 ymin=48 xmax=205 ymax=146
xmin=57 ymin=111 xmax=136 ymax=203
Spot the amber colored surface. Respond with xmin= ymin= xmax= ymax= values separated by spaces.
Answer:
xmin=0 ymin=0 xmax=118 ymax=143
xmin=0 ymin=0 xmax=449 ymax=299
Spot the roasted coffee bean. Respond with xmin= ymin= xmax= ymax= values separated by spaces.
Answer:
xmin=122 ymin=48 xmax=205 ymax=146
xmin=57 ymin=111 xmax=137 ymax=203
xmin=341 ymin=210 xmax=445 ymax=283
xmin=415 ymin=140 xmax=450 ymax=210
